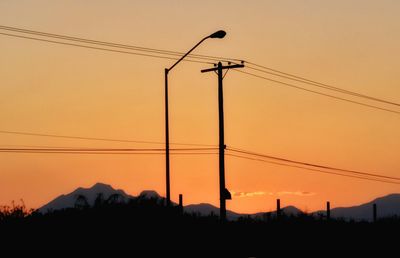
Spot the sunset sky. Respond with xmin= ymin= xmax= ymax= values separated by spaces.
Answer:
xmin=1 ymin=0 xmax=399 ymax=214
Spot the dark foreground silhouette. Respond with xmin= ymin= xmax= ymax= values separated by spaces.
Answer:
xmin=1 ymin=196 xmax=399 ymax=255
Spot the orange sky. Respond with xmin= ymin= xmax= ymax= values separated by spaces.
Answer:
xmin=0 ymin=0 xmax=399 ymax=214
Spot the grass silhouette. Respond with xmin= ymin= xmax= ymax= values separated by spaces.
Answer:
xmin=1 ymin=195 xmax=399 ymax=253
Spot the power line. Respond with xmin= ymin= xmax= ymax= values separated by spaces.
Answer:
xmin=245 ymin=64 xmax=400 ymax=108
xmin=0 ymin=32 xmax=213 ymax=65
xmin=226 ymin=153 xmax=400 ymax=185
xmin=234 ymin=70 xmax=400 ymax=115
xmin=2 ymin=25 xmax=399 ymax=116
xmin=0 ymin=150 xmax=218 ymax=155
xmin=227 ymin=147 xmax=400 ymax=181
xmin=2 ymin=25 xmax=398 ymax=188
xmin=0 ymin=25 xmax=195 ymax=57
xmin=0 ymin=130 xmax=217 ymax=147
xmin=2 ymin=25 xmax=398 ymax=111
xmin=0 ymin=146 xmax=219 ymax=154
xmin=0 ymin=147 xmax=218 ymax=152
xmin=1 ymin=145 xmax=397 ymax=185
xmin=2 ymin=144 xmax=395 ymax=183
xmin=0 ymin=144 xmax=96 ymax=149
xmin=0 ymin=25 xmax=240 ymax=64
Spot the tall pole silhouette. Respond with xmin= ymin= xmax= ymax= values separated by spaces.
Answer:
xmin=164 ymin=30 xmax=226 ymax=206
xmin=201 ymin=62 xmax=244 ymax=221
xmin=164 ymin=68 xmax=170 ymax=206
xmin=217 ymin=62 xmax=226 ymax=220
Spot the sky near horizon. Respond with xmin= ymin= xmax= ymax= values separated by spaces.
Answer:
xmin=1 ymin=0 xmax=399 ymax=213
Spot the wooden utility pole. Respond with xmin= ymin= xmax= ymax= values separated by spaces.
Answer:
xmin=201 ymin=62 xmax=244 ymax=221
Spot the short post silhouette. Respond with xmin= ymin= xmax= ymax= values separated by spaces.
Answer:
xmin=179 ymin=194 xmax=183 ymax=215
xmin=327 ymin=201 xmax=331 ymax=220
xmin=277 ymin=199 xmax=281 ymax=219
xmin=373 ymin=203 xmax=377 ymax=222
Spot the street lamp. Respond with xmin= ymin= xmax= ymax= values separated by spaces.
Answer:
xmin=164 ymin=30 xmax=226 ymax=206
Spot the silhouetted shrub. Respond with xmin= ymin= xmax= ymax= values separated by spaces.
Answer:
xmin=0 ymin=200 xmax=33 ymax=222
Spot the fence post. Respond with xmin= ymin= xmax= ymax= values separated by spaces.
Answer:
xmin=277 ymin=199 xmax=281 ymax=219
xmin=327 ymin=201 xmax=331 ymax=220
xmin=373 ymin=203 xmax=377 ymax=222
xmin=179 ymin=194 xmax=183 ymax=214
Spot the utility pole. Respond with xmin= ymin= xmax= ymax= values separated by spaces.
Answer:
xmin=201 ymin=61 xmax=244 ymax=221
xmin=165 ymin=68 xmax=170 ymax=206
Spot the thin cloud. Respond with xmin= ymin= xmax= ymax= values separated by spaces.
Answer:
xmin=232 ymin=191 xmax=269 ymax=198
xmin=277 ymin=191 xmax=316 ymax=197
xmin=232 ymin=190 xmax=316 ymax=198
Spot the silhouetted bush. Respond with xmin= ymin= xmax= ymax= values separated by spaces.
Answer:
xmin=0 ymin=200 xmax=33 ymax=222
xmin=1 ymin=195 xmax=398 ymax=253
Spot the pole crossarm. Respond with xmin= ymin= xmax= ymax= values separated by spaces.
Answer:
xmin=201 ymin=64 xmax=244 ymax=73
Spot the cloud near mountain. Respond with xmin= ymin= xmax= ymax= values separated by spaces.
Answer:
xmin=277 ymin=191 xmax=316 ymax=196
xmin=232 ymin=191 xmax=268 ymax=198
xmin=232 ymin=190 xmax=315 ymax=198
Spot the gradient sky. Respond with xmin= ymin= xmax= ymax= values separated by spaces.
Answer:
xmin=1 ymin=0 xmax=399 ymax=214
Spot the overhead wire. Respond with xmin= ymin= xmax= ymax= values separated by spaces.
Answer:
xmin=1 ymin=145 xmax=397 ymax=185
xmin=0 ymin=150 xmax=218 ymax=155
xmin=0 ymin=25 xmax=240 ymax=63
xmin=234 ymin=69 xmax=400 ymax=115
xmin=0 ymin=146 xmax=219 ymax=155
xmin=1 ymin=25 xmax=399 ymax=186
xmin=0 ymin=130 xmax=217 ymax=147
xmin=0 ymin=32 xmax=212 ymax=65
xmin=0 ymin=147 xmax=218 ymax=152
xmin=244 ymin=64 xmax=400 ymax=108
xmin=226 ymin=153 xmax=400 ymax=185
xmin=226 ymin=147 xmax=400 ymax=181
xmin=1 ymin=25 xmax=399 ymax=115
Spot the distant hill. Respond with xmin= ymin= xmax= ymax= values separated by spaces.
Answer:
xmin=39 ymin=183 xmax=169 ymax=214
xmin=251 ymin=205 xmax=303 ymax=219
xmin=138 ymin=190 xmax=162 ymax=199
xmin=38 ymin=183 xmax=400 ymax=221
xmin=38 ymin=183 xmax=134 ymax=213
xmin=184 ymin=203 xmax=243 ymax=220
xmin=184 ymin=203 xmax=303 ymax=220
xmin=314 ymin=194 xmax=400 ymax=221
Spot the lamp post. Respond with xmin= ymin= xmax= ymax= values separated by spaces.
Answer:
xmin=164 ymin=30 xmax=226 ymax=206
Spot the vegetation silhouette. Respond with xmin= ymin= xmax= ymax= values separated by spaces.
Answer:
xmin=1 ymin=195 xmax=399 ymax=253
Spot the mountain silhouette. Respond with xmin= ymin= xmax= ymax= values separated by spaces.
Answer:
xmin=314 ymin=194 xmax=400 ymax=221
xmin=138 ymin=190 xmax=161 ymax=199
xmin=39 ymin=183 xmax=134 ymax=213
xmin=184 ymin=203 xmax=242 ymax=220
xmin=38 ymin=183 xmax=400 ymax=221
xmin=282 ymin=205 xmax=303 ymax=215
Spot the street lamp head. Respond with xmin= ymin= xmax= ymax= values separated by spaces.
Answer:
xmin=209 ymin=30 xmax=226 ymax=39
